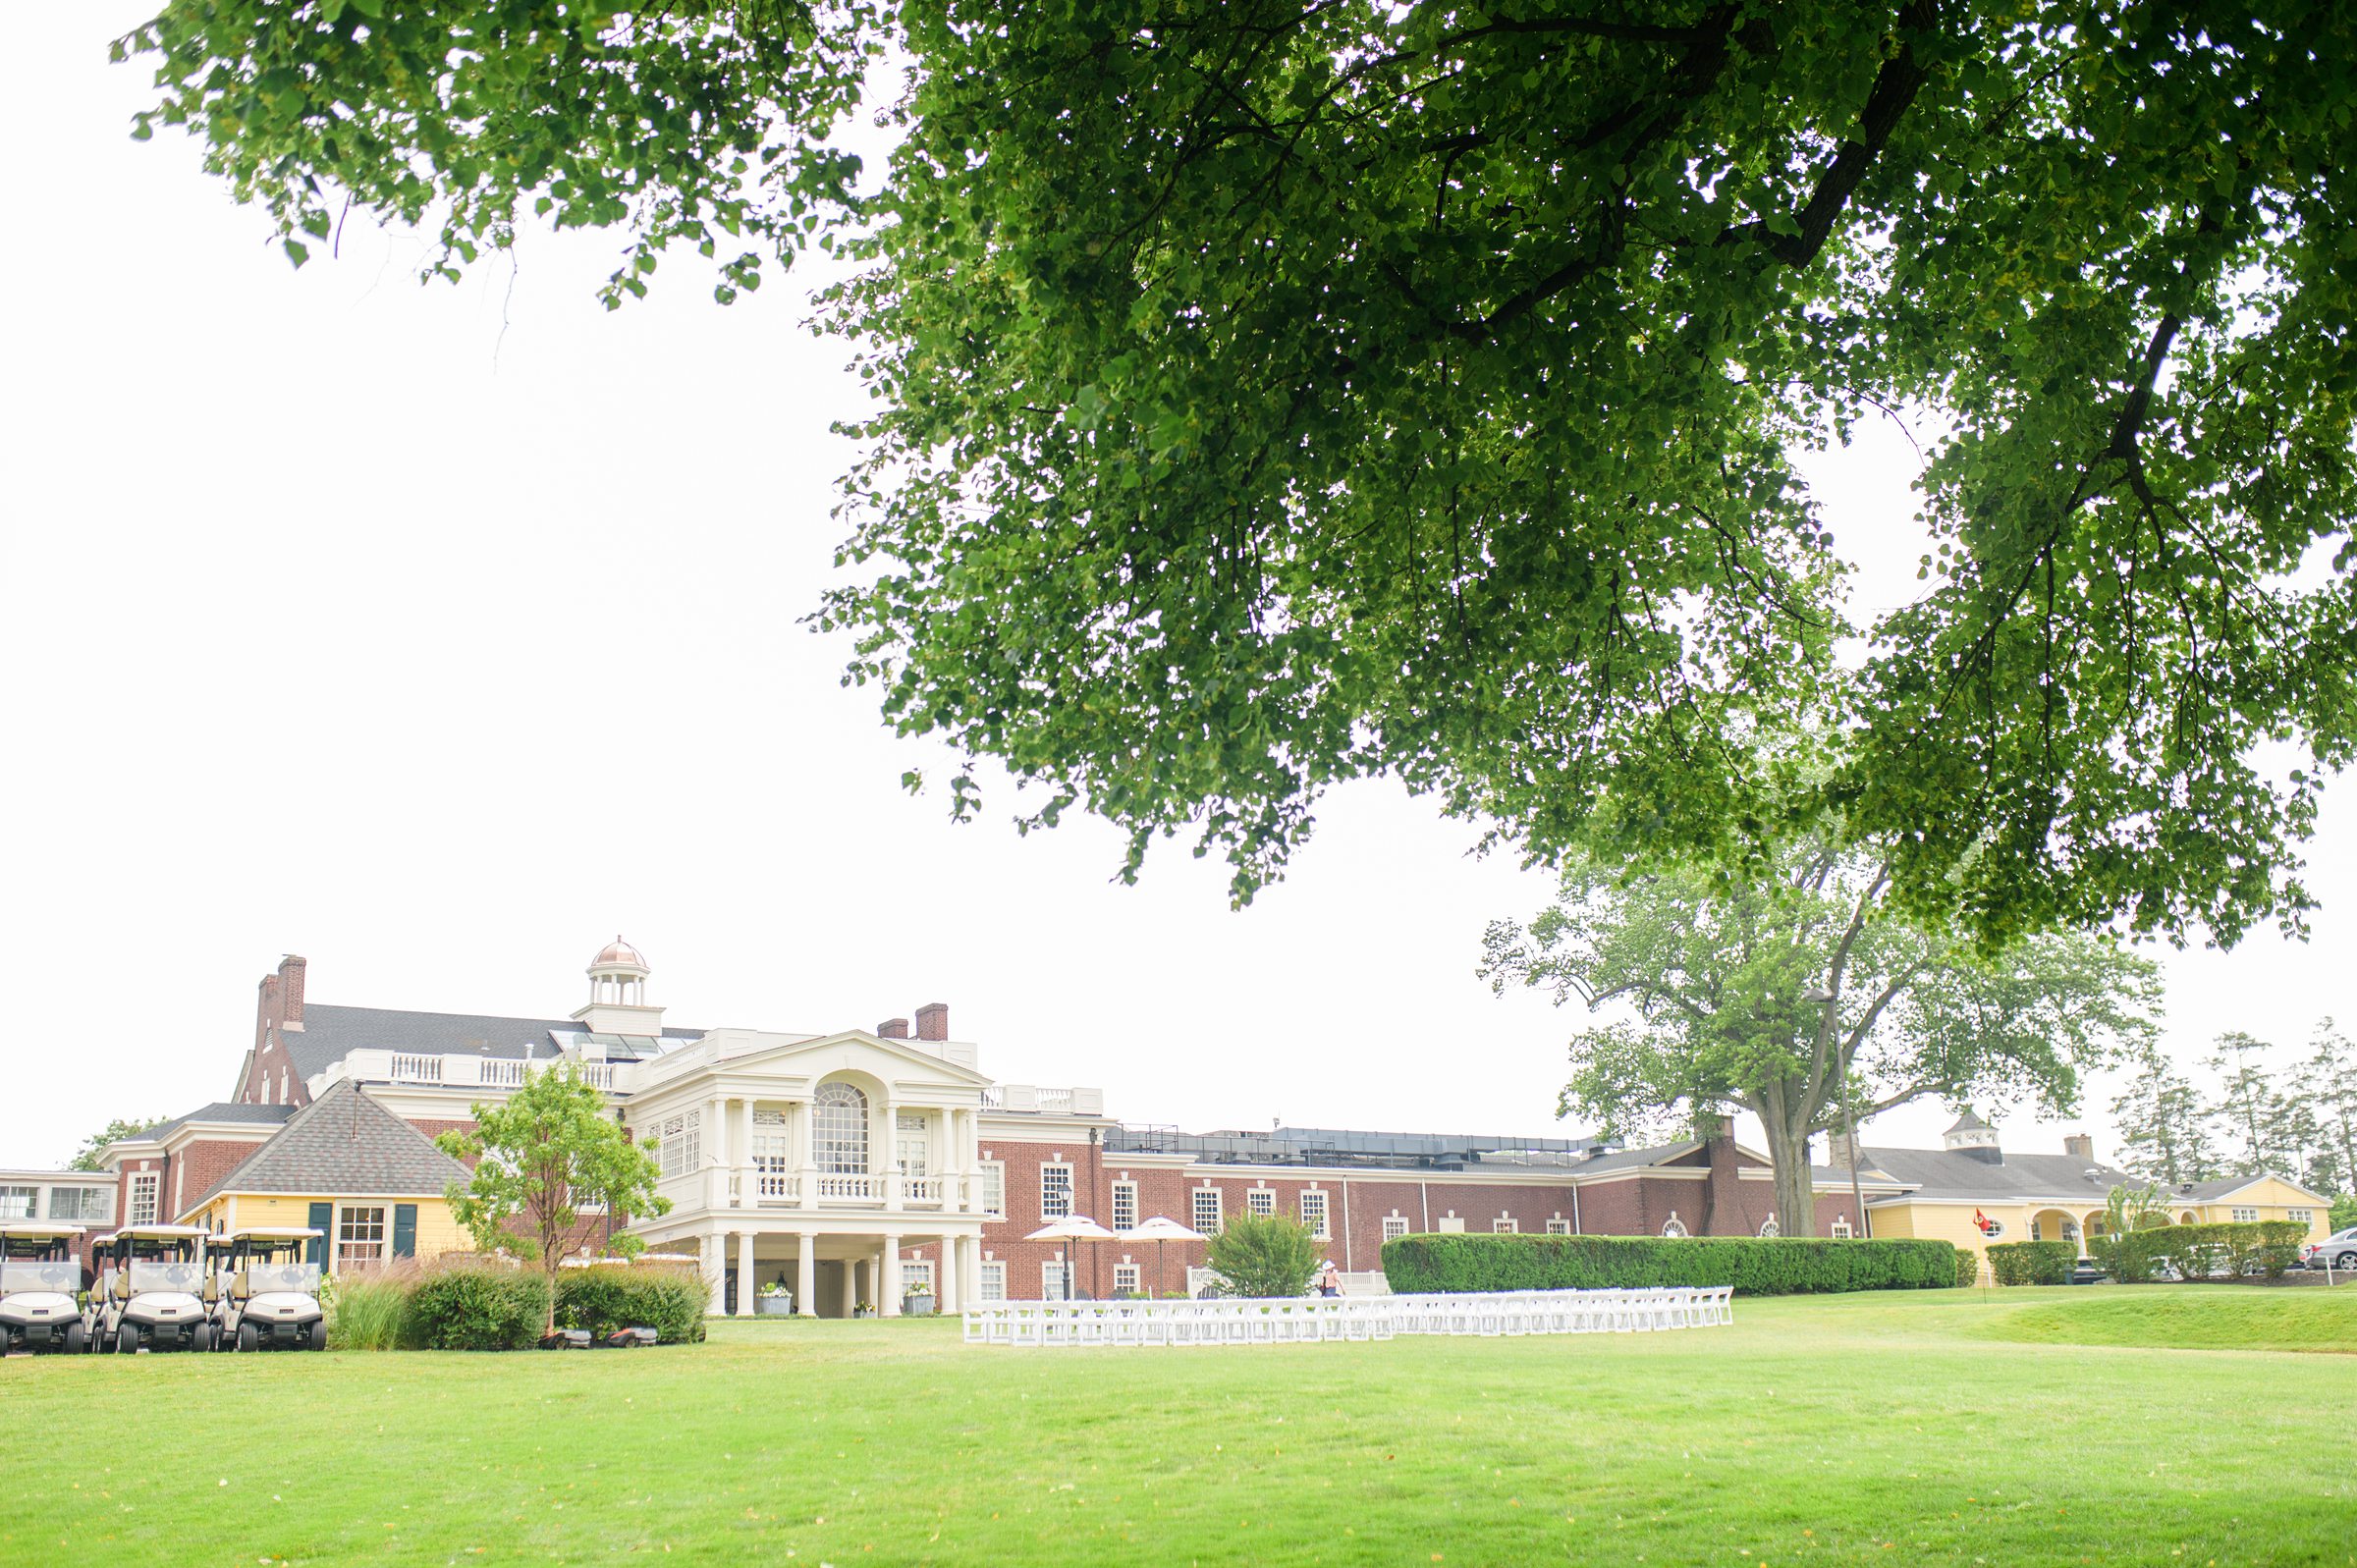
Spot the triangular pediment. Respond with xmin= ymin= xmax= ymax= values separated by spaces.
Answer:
xmin=701 ymin=1028 xmax=995 ymax=1088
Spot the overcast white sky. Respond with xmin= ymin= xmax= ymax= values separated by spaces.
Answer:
xmin=4 ymin=9 xmax=2347 ymax=1171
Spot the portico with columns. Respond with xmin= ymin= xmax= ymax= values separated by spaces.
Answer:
xmin=622 ymin=1020 xmax=998 ymax=1318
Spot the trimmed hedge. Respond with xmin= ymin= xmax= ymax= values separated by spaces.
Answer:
xmin=1954 ymin=1248 xmax=1984 ymax=1288
xmin=1379 ymin=1233 xmax=1961 ymax=1296
xmin=407 ymin=1266 xmax=550 ymax=1350
xmin=555 ymin=1265 xmax=707 ymax=1344
xmin=2106 ymin=1220 xmax=2307 ymax=1283
xmin=1985 ymin=1241 xmax=2076 ymax=1285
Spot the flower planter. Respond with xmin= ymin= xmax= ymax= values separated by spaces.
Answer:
xmin=853 ymin=1307 xmax=876 ymax=1319
xmin=756 ymin=1295 xmax=794 ymax=1316
xmin=902 ymin=1294 xmax=936 ymax=1317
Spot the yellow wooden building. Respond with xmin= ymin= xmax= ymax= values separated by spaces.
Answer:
xmin=1818 ymin=1111 xmax=2334 ymax=1281
xmin=174 ymin=1080 xmax=474 ymax=1272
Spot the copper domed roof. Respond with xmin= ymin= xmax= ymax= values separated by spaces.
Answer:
xmin=591 ymin=935 xmax=646 ymax=969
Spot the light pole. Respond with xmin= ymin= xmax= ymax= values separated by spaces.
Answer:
xmin=1802 ymin=984 xmax=1868 ymax=1239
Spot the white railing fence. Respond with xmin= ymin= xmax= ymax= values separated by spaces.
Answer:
xmin=961 ymin=1286 xmax=1734 ymax=1348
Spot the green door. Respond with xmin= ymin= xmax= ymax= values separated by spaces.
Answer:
xmin=305 ymin=1203 xmax=331 ymax=1270
xmin=392 ymin=1204 xmax=417 ymax=1260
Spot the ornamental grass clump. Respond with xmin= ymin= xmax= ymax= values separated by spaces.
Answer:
xmin=328 ymin=1263 xmax=422 ymax=1352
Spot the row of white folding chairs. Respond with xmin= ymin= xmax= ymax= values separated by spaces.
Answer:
xmin=961 ymin=1285 xmax=1733 ymax=1346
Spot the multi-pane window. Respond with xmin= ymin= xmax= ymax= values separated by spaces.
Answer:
xmin=127 ymin=1172 xmax=159 ymax=1225
xmin=1110 ymin=1179 xmax=1138 ymax=1233
xmin=1192 ymin=1188 xmax=1223 ymax=1236
xmin=1546 ymin=1217 xmax=1571 ymax=1235
xmin=1299 ymin=1190 xmax=1329 ymax=1240
xmin=1494 ymin=1217 xmax=1518 ymax=1234
xmin=1041 ymin=1261 xmax=1069 ymax=1301
xmin=896 ymin=1110 xmax=930 ymax=1176
xmin=978 ymin=1161 xmax=1006 ymax=1217
xmin=902 ymin=1259 xmax=935 ymax=1294
xmin=49 ymin=1186 xmax=108 ymax=1223
xmin=1039 ymin=1163 xmax=1073 ymax=1219
xmin=1381 ymin=1216 xmax=1408 ymax=1242
xmin=814 ymin=1084 xmax=868 ymax=1174
xmin=1247 ymin=1188 xmax=1276 ymax=1217
xmin=1830 ymin=1217 xmax=1854 ymax=1239
xmin=0 ymin=1186 xmax=34 ymax=1220
xmin=1114 ymin=1263 xmax=1141 ymax=1297
xmin=978 ymin=1261 xmax=1007 ymax=1302
xmin=2289 ymin=1209 xmax=2313 ymax=1224
xmin=337 ymin=1206 xmax=387 ymax=1271
xmin=751 ymin=1108 xmax=792 ymax=1200
xmin=2231 ymin=1207 xmax=2260 ymax=1223
xmin=658 ymin=1111 xmax=702 ymax=1178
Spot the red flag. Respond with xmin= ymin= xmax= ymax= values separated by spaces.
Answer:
xmin=1974 ymin=1208 xmax=1993 ymax=1235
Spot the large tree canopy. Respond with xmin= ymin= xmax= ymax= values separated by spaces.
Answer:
xmin=120 ymin=1 xmax=2357 ymax=942
xmin=1480 ymin=838 xmax=2165 ymax=1232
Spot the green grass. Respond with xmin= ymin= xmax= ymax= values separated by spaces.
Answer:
xmin=1971 ymin=1286 xmax=2357 ymax=1355
xmin=3 ymin=1287 xmax=2351 ymax=1566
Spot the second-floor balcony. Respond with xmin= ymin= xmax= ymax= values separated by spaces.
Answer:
xmin=666 ymin=1168 xmax=973 ymax=1217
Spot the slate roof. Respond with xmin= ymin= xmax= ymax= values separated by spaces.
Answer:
xmin=281 ymin=1003 xmax=703 ymax=1082
xmin=1816 ymin=1144 xmax=2140 ymax=1205
xmin=188 ymin=1080 xmax=472 ymax=1213
xmin=2165 ymin=1171 xmax=2314 ymax=1201
xmin=139 ymin=1104 xmax=299 ymax=1141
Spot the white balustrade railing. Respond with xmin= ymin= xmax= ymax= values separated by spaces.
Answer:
xmin=960 ymin=1286 xmax=1734 ymax=1348
xmin=814 ymin=1173 xmax=884 ymax=1202
xmin=904 ymin=1176 xmax=944 ymax=1206
xmin=755 ymin=1169 xmax=800 ymax=1204
xmin=388 ymin=1054 xmax=444 ymax=1084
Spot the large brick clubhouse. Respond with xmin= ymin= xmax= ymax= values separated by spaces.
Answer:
xmin=27 ymin=943 xmax=2327 ymax=1308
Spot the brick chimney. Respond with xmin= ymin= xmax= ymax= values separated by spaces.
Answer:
xmin=278 ymin=954 xmax=307 ymax=1030
xmin=915 ymin=1001 xmax=950 ymax=1042
xmin=1825 ymin=1129 xmax=1861 ymax=1170
xmin=2062 ymin=1133 xmax=2096 ymax=1162
xmin=877 ymin=1017 xmax=910 ymax=1040
xmin=253 ymin=972 xmax=282 ymax=1056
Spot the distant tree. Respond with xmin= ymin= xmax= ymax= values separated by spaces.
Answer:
xmin=1484 ymin=839 xmax=2162 ymax=1236
xmin=2108 ymin=1054 xmax=2220 ymax=1187
xmin=1205 ymin=1215 xmax=1323 ymax=1300
xmin=67 ymin=1117 xmax=164 ymax=1172
xmin=2207 ymin=1031 xmax=2277 ymax=1171
xmin=436 ymin=1067 xmax=670 ymax=1334
xmin=2304 ymin=1021 xmax=2357 ymax=1199
xmin=2331 ymin=1195 xmax=2357 ymax=1233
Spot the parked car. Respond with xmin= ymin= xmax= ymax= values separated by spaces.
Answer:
xmin=89 ymin=1225 xmax=213 ymax=1353
xmin=2068 ymin=1259 xmax=2109 ymax=1285
xmin=0 ymin=1223 xmax=89 ymax=1354
xmin=2301 ymin=1226 xmax=2357 ymax=1271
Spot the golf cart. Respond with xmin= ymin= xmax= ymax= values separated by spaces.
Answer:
xmin=90 ymin=1225 xmax=214 ymax=1353
xmin=211 ymin=1227 xmax=327 ymax=1351
xmin=0 ymin=1223 xmax=89 ymax=1354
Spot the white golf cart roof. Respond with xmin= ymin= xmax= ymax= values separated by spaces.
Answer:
xmin=220 ymin=1227 xmax=323 ymax=1242
xmin=0 ymin=1221 xmax=85 ymax=1240
xmin=94 ymin=1224 xmax=213 ymax=1244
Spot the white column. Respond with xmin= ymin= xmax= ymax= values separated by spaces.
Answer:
xmin=735 ymin=1230 xmax=755 ymax=1317
xmin=881 ymin=1095 xmax=903 ymax=1212
xmin=707 ymin=1096 xmax=729 ymax=1211
xmin=739 ymin=1099 xmax=756 ymax=1208
xmin=839 ymin=1254 xmax=857 ymax=1317
xmin=796 ymin=1232 xmax=817 ymax=1318
xmin=795 ymin=1100 xmax=819 ymax=1211
xmin=701 ymin=1228 xmax=725 ymax=1316
xmin=936 ymin=1237 xmax=958 ymax=1313
xmin=882 ymin=1234 xmax=904 ymax=1316
xmin=949 ymin=1108 xmax=972 ymax=1212
xmin=955 ymin=1235 xmax=977 ymax=1306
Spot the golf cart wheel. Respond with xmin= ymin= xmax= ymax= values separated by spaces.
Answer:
xmin=306 ymin=1322 xmax=328 ymax=1351
xmin=115 ymin=1326 xmax=138 ymax=1355
xmin=64 ymin=1322 xmax=86 ymax=1355
xmin=190 ymin=1324 xmax=213 ymax=1355
xmin=238 ymin=1324 xmax=259 ymax=1354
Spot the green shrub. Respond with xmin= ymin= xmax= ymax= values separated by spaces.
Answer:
xmin=1954 ymin=1248 xmax=1984 ymax=1288
xmin=1985 ymin=1241 xmax=2076 ymax=1285
xmin=555 ymin=1265 xmax=707 ymax=1343
xmin=329 ymin=1269 xmax=419 ymax=1351
xmin=1206 ymin=1214 xmax=1324 ymax=1297
xmin=2110 ymin=1220 xmax=2309 ymax=1283
xmin=407 ymin=1265 xmax=549 ymax=1350
xmin=1378 ymin=1234 xmax=1959 ymax=1296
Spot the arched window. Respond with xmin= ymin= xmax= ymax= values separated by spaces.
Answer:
xmin=1661 ymin=1213 xmax=1688 ymax=1238
xmin=814 ymin=1082 xmax=869 ymax=1174
xmin=1758 ymin=1214 xmax=1780 ymax=1238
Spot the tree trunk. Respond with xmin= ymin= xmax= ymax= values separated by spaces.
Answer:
xmin=1761 ymin=1116 xmax=1819 ymax=1238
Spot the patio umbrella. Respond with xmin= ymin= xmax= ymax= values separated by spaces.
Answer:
xmin=1119 ymin=1215 xmax=1206 ymax=1299
xmin=1025 ymin=1216 xmax=1118 ymax=1301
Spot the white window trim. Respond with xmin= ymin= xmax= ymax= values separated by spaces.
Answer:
xmin=128 ymin=1171 xmax=160 ymax=1226
xmin=1299 ymin=1189 xmax=1330 ymax=1240
xmin=977 ymin=1160 xmax=1007 ymax=1218
xmin=1493 ymin=1217 xmax=1518 ymax=1234
xmin=336 ymin=1203 xmax=389 ymax=1271
xmin=1192 ymin=1187 xmax=1224 ymax=1236
xmin=1041 ymin=1260 xmax=1069 ymax=1301
xmin=2230 ymin=1207 xmax=2260 ymax=1223
xmin=1039 ymin=1162 xmax=1074 ymax=1220
xmin=1109 ymin=1179 xmax=1138 ymax=1234
xmin=1381 ymin=1216 xmax=1408 ymax=1242
xmin=1113 ymin=1262 xmax=1141 ymax=1296
xmin=0 ymin=1185 xmax=35 ymax=1221
xmin=1247 ymin=1188 xmax=1276 ymax=1217
xmin=978 ymin=1260 xmax=1007 ymax=1302
xmin=1545 ymin=1217 xmax=1571 ymax=1236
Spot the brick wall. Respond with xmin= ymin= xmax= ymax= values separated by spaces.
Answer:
xmin=239 ymin=955 xmax=312 ymax=1108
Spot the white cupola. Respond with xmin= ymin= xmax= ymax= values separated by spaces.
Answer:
xmin=572 ymin=935 xmax=665 ymax=1039
xmin=1941 ymin=1108 xmax=2002 ymax=1163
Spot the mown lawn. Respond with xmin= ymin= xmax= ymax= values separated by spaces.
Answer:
xmin=2 ymin=1286 xmax=2350 ymax=1566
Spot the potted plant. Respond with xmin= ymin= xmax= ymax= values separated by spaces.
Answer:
xmin=756 ymin=1280 xmax=794 ymax=1317
xmin=902 ymin=1280 xmax=936 ymax=1317
xmin=853 ymin=1299 xmax=875 ymax=1319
